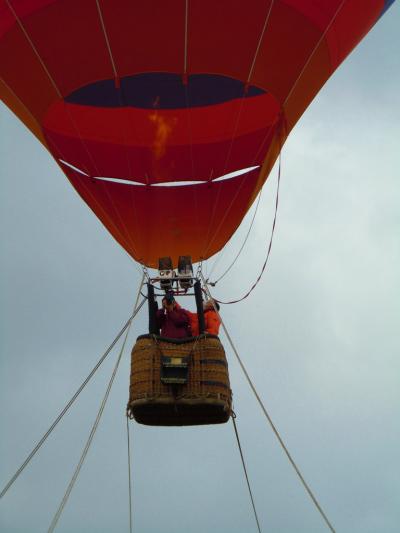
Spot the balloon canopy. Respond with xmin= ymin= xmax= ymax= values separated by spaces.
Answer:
xmin=0 ymin=0 xmax=395 ymax=267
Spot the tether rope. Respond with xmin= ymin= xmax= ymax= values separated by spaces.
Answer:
xmin=126 ymin=417 xmax=133 ymax=533
xmin=201 ymin=276 xmax=336 ymax=533
xmin=232 ymin=414 xmax=262 ymax=533
xmin=0 ymin=294 xmax=146 ymax=500
xmin=47 ymin=283 xmax=144 ymax=533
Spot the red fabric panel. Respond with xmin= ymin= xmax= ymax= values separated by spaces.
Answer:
xmin=65 ymin=167 xmax=261 ymax=267
xmin=188 ymin=0 xmax=268 ymax=80
xmin=0 ymin=0 xmax=56 ymax=37
xmin=14 ymin=0 xmax=112 ymax=96
xmin=43 ymin=95 xmax=280 ymax=147
xmin=99 ymin=0 xmax=185 ymax=77
xmin=42 ymin=94 xmax=280 ymax=181
xmin=282 ymin=0 xmax=345 ymax=31
xmin=45 ymin=122 xmax=275 ymax=183
xmin=0 ymin=21 xmax=59 ymax=122
xmin=326 ymin=0 xmax=384 ymax=69
xmin=0 ymin=77 xmax=47 ymax=146
xmin=251 ymin=1 xmax=328 ymax=104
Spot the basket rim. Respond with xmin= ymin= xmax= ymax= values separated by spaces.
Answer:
xmin=136 ymin=333 xmax=220 ymax=344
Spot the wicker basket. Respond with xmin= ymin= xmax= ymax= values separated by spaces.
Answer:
xmin=127 ymin=334 xmax=232 ymax=426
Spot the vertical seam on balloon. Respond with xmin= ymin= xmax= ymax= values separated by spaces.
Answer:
xmin=191 ymin=182 xmax=202 ymax=263
xmin=184 ymin=89 xmax=201 ymax=247
xmin=96 ymin=181 xmax=143 ymax=259
xmin=95 ymin=0 xmax=119 ymax=83
xmin=60 ymin=103 xmax=98 ymax=176
xmin=202 ymin=169 xmax=254 ymax=258
xmin=95 ymin=0 xmax=143 ymax=256
xmin=202 ymin=102 xmax=246 ymax=258
xmin=184 ymin=0 xmax=189 ymax=76
xmin=247 ymin=0 xmax=276 ymax=83
xmin=220 ymin=97 xmax=247 ymax=177
xmin=95 ymin=0 xmax=134 ymax=179
xmin=283 ymin=0 xmax=347 ymax=108
xmin=5 ymin=0 xmax=62 ymax=98
xmin=128 ymin=186 xmax=143 ymax=263
xmin=183 ymin=0 xmax=201 ymax=251
xmin=93 ymin=179 xmax=143 ymax=260
xmin=183 ymin=1 xmax=195 ymax=182
xmin=184 ymin=89 xmax=196 ymax=181
xmin=201 ymin=180 xmax=223 ymax=257
xmin=200 ymin=168 xmax=216 ymax=256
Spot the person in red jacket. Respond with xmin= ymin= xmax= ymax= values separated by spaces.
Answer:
xmin=156 ymin=293 xmax=191 ymax=339
xmin=189 ymin=299 xmax=221 ymax=337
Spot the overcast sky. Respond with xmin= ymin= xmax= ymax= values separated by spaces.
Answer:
xmin=1 ymin=5 xmax=399 ymax=533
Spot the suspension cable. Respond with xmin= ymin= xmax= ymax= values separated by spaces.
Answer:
xmin=209 ymin=152 xmax=281 ymax=304
xmin=231 ymin=414 xmax=262 ymax=533
xmin=0 ymin=289 xmax=146 ymax=500
xmin=126 ymin=417 xmax=133 ymax=533
xmin=207 ymin=188 xmax=262 ymax=283
xmin=47 ymin=282 xmax=144 ymax=533
xmin=211 ymin=188 xmax=263 ymax=285
xmin=201 ymin=276 xmax=336 ymax=533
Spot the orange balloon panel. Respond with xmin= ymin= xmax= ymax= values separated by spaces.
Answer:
xmin=0 ymin=0 xmax=394 ymax=266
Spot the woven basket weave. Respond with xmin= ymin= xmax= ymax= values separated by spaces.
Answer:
xmin=127 ymin=334 xmax=232 ymax=426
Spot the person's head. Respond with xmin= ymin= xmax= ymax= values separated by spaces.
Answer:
xmin=162 ymin=291 xmax=175 ymax=310
xmin=203 ymin=298 xmax=220 ymax=312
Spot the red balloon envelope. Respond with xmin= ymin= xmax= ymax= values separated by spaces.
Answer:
xmin=0 ymin=0 xmax=395 ymax=266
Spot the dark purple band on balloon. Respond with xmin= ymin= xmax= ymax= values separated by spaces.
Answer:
xmin=65 ymin=72 xmax=266 ymax=109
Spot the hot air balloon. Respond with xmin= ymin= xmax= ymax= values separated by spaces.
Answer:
xmin=0 ymin=0 xmax=396 ymax=427
xmin=1 ymin=3 xmax=398 ymax=532
xmin=2 ymin=0 xmax=395 ymax=266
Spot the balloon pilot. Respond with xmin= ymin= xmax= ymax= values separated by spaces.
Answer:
xmin=155 ymin=291 xmax=191 ymax=339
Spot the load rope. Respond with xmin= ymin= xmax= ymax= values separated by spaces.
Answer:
xmin=0 ymin=292 xmax=146 ymax=501
xmin=232 ymin=413 xmax=262 ymax=533
xmin=209 ymin=152 xmax=281 ymax=304
xmin=201 ymin=275 xmax=336 ymax=533
xmin=47 ymin=282 xmax=144 ymax=533
xmin=208 ymin=189 xmax=263 ymax=284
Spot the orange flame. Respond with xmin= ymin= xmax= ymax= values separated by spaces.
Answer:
xmin=149 ymin=111 xmax=176 ymax=160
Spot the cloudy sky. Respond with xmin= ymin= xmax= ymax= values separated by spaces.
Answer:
xmin=1 ymin=5 xmax=399 ymax=533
